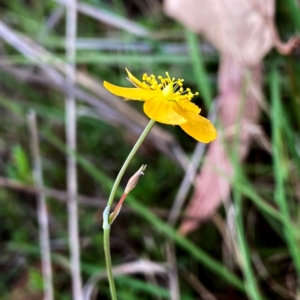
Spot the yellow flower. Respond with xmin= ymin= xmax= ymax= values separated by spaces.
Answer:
xmin=103 ymin=69 xmax=217 ymax=143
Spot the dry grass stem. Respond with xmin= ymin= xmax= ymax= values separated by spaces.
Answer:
xmin=179 ymin=267 xmax=217 ymax=300
xmin=65 ymin=0 xmax=83 ymax=299
xmin=27 ymin=111 xmax=54 ymax=300
xmin=54 ymin=0 xmax=150 ymax=36
xmin=166 ymin=243 xmax=180 ymax=300
xmin=0 ymin=176 xmax=107 ymax=207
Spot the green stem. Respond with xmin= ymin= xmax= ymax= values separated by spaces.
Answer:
xmin=103 ymin=119 xmax=155 ymax=300
xmin=107 ymin=119 xmax=155 ymax=208
xmin=103 ymin=228 xmax=117 ymax=300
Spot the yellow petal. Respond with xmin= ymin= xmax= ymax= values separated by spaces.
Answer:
xmin=177 ymin=100 xmax=201 ymax=114
xmin=143 ymin=99 xmax=187 ymax=125
xmin=104 ymin=81 xmax=157 ymax=101
xmin=125 ymin=68 xmax=149 ymax=89
xmin=179 ymin=111 xmax=217 ymax=143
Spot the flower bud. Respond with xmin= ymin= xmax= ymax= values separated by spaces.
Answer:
xmin=124 ymin=164 xmax=147 ymax=194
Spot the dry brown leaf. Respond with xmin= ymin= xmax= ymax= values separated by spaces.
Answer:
xmin=164 ymin=0 xmax=298 ymax=66
xmin=179 ymin=57 xmax=261 ymax=234
xmin=163 ymin=0 xmax=299 ymax=234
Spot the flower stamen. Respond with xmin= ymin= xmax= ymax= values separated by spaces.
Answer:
xmin=139 ymin=72 xmax=198 ymax=102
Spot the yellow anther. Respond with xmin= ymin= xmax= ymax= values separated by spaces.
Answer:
xmin=131 ymin=71 xmax=199 ymax=102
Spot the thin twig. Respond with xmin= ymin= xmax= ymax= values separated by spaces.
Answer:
xmin=65 ymin=1 xmax=83 ymax=299
xmin=27 ymin=110 xmax=54 ymax=300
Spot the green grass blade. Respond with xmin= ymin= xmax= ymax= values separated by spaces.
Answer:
xmin=228 ymin=80 xmax=262 ymax=300
xmin=186 ymin=30 xmax=212 ymax=109
xmin=283 ymin=0 xmax=300 ymax=30
xmin=233 ymin=188 xmax=263 ymax=300
xmin=270 ymin=63 xmax=300 ymax=277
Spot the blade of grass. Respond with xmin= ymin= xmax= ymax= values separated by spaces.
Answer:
xmin=203 ymin=160 xmax=295 ymax=233
xmin=283 ymin=0 xmax=300 ymax=30
xmin=229 ymin=75 xmax=262 ymax=300
xmin=271 ymin=64 xmax=300 ymax=279
xmin=233 ymin=189 xmax=262 ymax=300
xmin=186 ymin=30 xmax=212 ymax=109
